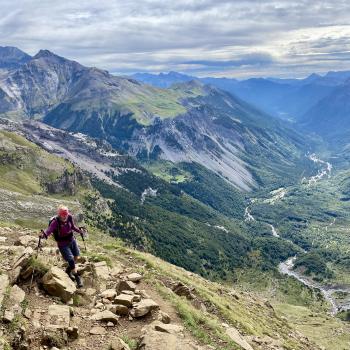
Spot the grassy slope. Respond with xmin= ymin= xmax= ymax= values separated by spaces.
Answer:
xmin=0 ymin=130 xmax=82 ymax=227
xmin=0 ymin=130 xmax=74 ymax=194
xmin=0 ymin=129 xmax=348 ymax=350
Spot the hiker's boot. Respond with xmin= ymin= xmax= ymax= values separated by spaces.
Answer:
xmin=65 ymin=267 xmax=75 ymax=281
xmin=74 ymin=273 xmax=83 ymax=288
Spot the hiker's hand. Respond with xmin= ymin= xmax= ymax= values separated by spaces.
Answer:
xmin=39 ymin=231 xmax=47 ymax=239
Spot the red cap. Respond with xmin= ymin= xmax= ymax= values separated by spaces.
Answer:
xmin=58 ymin=207 xmax=69 ymax=217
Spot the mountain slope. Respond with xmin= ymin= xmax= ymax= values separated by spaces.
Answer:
xmin=0 ymin=46 xmax=31 ymax=70
xmin=0 ymin=49 xmax=313 ymax=191
xmin=44 ymin=78 xmax=311 ymax=190
xmin=301 ymin=80 xmax=350 ymax=148
xmin=0 ymin=122 xmax=345 ymax=350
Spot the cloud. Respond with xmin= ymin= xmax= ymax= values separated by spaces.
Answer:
xmin=1 ymin=0 xmax=350 ymax=77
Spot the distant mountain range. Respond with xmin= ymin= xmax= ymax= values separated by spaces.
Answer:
xmin=133 ymin=70 xmax=350 ymax=149
xmin=0 ymin=47 xmax=313 ymax=191
xmin=132 ymin=70 xmax=350 ymax=122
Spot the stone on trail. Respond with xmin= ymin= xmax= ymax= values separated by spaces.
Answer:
xmin=224 ymin=326 xmax=254 ymax=350
xmin=9 ymin=284 xmax=25 ymax=305
xmin=130 ymin=298 xmax=159 ymax=318
xmin=110 ymin=304 xmax=129 ymax=316
xmin=152 ymin=321 xmax=184 ymax=334
xmin=90 ymin=310 xmax=120 ymax=324
xmin=158 ymin=310 xmax=171 ymax=324
xmin=89 ymin=326 xmax=107 ymax=335
xmin=42 ymin=267 xmax=77 ymax=303
xmin=114 ymin=293 xmax=134 ymax=308
xmin=3 ymin=310 xmax=14 ymax=323
xmin=116 ymin=280 xmax=136 ymax=293
xmin=47 ymin=304 xmax=71 ymax=329
xmin=93 ymin=261 xmax=110 ymax=280
xmin=172 ymin=282 xmax=195 ymax=300
xmin=0 ymin=274 xmax=9 ymax=307
xmin=139 ymin=330 xmax=197 ymax=350
xmin=100 ymin=289 xmax=117 ymax=300
xmin=127 ymin=272 xmax=143 ymax=283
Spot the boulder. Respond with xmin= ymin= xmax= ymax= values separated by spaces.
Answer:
xmin=116 ymin=280 xmax=136 ymax=293
xmin=47 ymin=304 xmax=71 ymax=329
xmin=130 ymin=299 xmax=159 ymax=318
xmin=114 ymin=294 xmax=135 ymax=308
xmin=90 ymin=310 xmax=120 ymax=324
xmin=127 ymin=273 xmax=143 ymax=283
xmin=42 ymin=267 xmax=76 ymax=303
xmin=224 ymin=326 xmax=254 ymax=350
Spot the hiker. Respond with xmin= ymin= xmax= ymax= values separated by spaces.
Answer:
xmin=40 ymin=205 xmax=85 ymax=288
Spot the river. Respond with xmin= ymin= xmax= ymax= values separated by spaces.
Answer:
xmin=279 ymin=155 xmax=350 ymax=314
xmin=247 ymin=153 xmax=350 ymax=314
xmin=279 ymin=257 xmax=350 ymax=315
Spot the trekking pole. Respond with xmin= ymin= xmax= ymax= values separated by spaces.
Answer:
xmin=29 ymin=233 xmax=43 ymax=290
xmin=79 ymin=227 xmax=87 ymax=252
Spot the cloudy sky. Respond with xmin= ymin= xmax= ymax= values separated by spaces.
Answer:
xmin=1 ymin=0 xmax=350 ymax=78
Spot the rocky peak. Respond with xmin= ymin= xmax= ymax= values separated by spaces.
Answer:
xmin=33 ymin=49 xmax=64 ymax=61
xmin=0 ymin=46 xmax=31 ymax=69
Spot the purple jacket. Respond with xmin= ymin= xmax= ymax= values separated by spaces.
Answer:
xmin=45 ymin=215 xmax=82 ymax=247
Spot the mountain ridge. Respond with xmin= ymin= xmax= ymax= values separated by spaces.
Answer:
xmin=0 ymin=48 xmax=314 ymax=191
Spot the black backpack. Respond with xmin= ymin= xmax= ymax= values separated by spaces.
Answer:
xmin=49 ymin=215 xmax=73 ymax=241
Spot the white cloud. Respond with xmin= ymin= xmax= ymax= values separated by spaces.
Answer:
xmin=1 ymin=0 xmax=350 ymax=77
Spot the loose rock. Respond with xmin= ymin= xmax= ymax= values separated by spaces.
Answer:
xmin=114 ymin=294 xmax=134 ymax=308
xmin=224 ymin=326 xmax=254 ymax=350
xmin=90 ymin=310 xmax=120 ymax=324
xmin=130 ymin=298 xmax=159 ymax=318
xmin=127 ymin=273 xmax=143 ymax=283
xmin=47 ymin=304 xmax=71 ymax=329
xmin=90 ymin=326 xmax=107 ymax=335
xmin=42 ymin=267 xmax=76 ymax=303
xmin=116 ymin=280 xmax=136 ymax=293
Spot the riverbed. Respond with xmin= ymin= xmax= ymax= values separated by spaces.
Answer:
xmin=279 ymin=257 xmax=350 ymax=315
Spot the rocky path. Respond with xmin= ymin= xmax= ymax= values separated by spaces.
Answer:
xmin=0 ymin=227 xmax=212 ymax=350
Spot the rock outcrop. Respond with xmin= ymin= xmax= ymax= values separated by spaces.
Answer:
xmin=42 ymin=266 xmax=76 ymax=302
